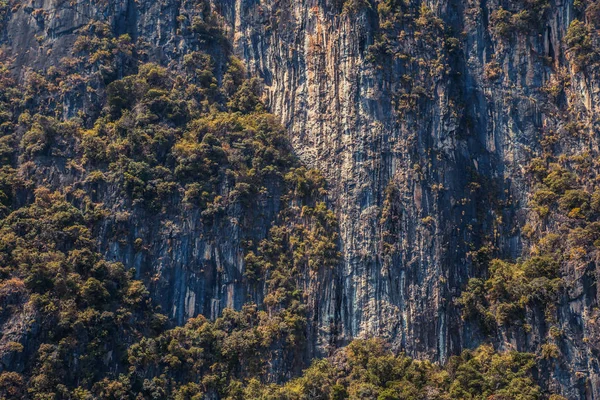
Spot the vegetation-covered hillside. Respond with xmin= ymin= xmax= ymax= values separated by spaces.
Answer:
xmin=0 ymin=0 xmax=598 ymax=398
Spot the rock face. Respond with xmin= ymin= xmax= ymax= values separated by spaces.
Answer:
xmin=2 ymin=0 xmax=600 ymax=397
xmin=214 ymin=0 xmax=600 ymax=397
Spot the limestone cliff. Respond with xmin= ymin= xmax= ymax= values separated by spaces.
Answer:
xmin=0 ymin=0 xmax=599 ymax=398
xmin=215 ymin=1 xmax=600 ymax=397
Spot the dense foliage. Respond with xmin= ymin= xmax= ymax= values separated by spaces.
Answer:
xmin=243 ymin=339 xmax=548 ymax=400
xmin=0 ymin=0 xmax=596 ymax=398
xmin=0 ymin=190 xmax=162 ymax=398
xmin=0 ymin=1 xmax=342 ymax=397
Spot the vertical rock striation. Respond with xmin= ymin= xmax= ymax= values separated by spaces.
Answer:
xmin=212 ymin=0 xmax=600 ymax=396
xmin=1 ymin=0 xmax=599 ymax=397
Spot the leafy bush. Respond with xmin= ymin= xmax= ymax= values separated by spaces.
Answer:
xmin=490 ymin=0 xmax=550 ymax=39
xmin=343 ymin=0 xmax=371 ymax=14
xmin=565 ymin=19 xmax=597 ymax=70
xmin=558 ymin=189 xmax=589 ymax=214
xmin=543 ymin=168 xmax=576 ymax=193
xmin=458 ymin=256 xmax=562 ymax=326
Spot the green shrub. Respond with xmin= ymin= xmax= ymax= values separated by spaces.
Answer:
xmin=227 ymin=78 xmax=263 ymax=114
xmin=459 ymin=256 xmax=562 ymax=327
xmin=558 ymin=189 xmax=590 ymax=213
xmin=532 ymin=189 xmax=557 ymax=206
xmin=343 ymin=0 xmax=371 ymax=14
xmin=565 ymin=19 xmax=597 ymax=70
xmin=543 ymin=168 xmax=576 ymax=193
xmin=490 ymin=0 xmax=549 ymax=39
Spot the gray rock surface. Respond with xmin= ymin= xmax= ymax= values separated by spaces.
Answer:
xmin=1 ymin=0 xmax=599 ymax=397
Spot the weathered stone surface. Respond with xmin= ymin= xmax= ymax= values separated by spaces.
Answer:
xmin=1 ymin=0 xmax=599 ymax=397
xmin=213 ymin=1 xmax=600 ymax=396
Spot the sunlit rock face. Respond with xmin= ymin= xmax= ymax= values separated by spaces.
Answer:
xmin=214 ymin=1 xmax=600 ymax=396
xmin=2 ymin=0 xmax=599 ymax=397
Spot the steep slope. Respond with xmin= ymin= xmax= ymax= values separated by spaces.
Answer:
xmin=213 ymin=0 xmax=600 ymax=397
xmin=0 ymin=1 xmax=341 ymax=397
xmin=0 ymin=0 xmax=598 ymax=398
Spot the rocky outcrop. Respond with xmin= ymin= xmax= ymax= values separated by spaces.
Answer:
xmin=213 ymin=0 xmax=600 ymax=397
xmin=1 ymin=0 xmax=599 ymax=397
